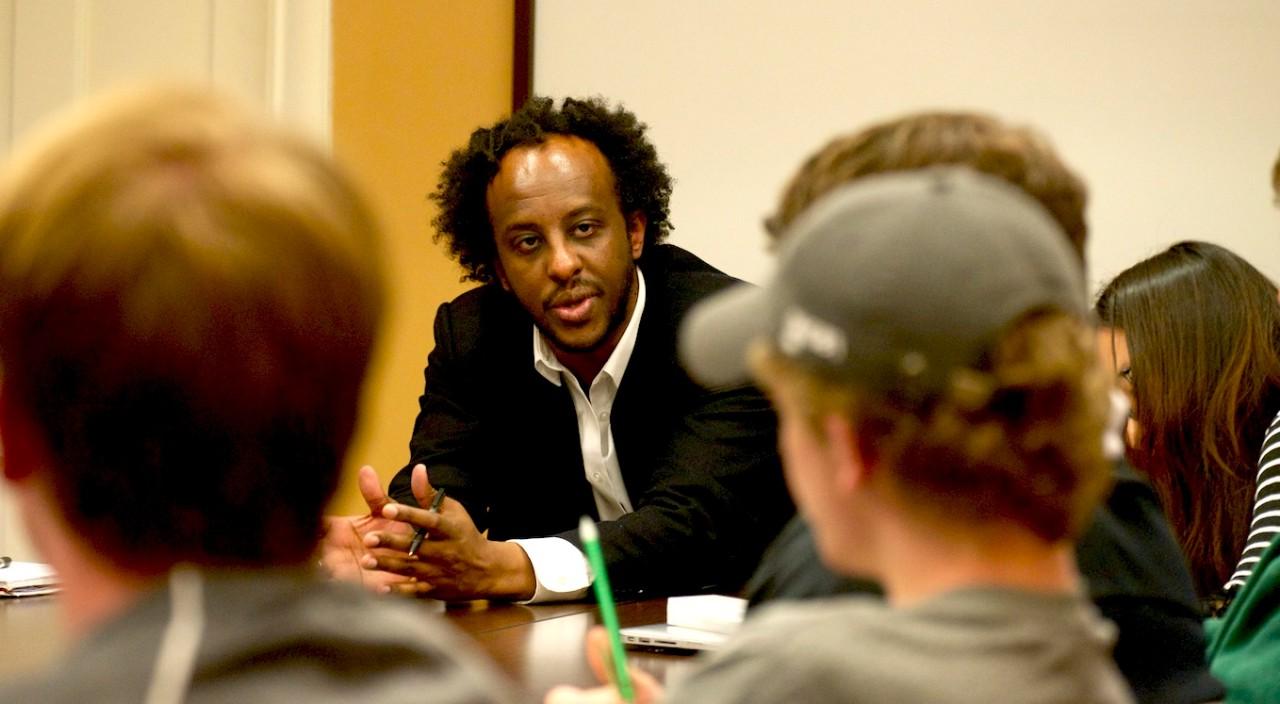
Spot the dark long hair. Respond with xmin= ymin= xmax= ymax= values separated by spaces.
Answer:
xmin=1095 ymin=241 xmax=1280 ymax=597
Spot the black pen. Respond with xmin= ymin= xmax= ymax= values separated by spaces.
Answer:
xmin=408 ymin=489 xmax=446 ymax=556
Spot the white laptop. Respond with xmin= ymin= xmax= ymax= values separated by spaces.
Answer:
xmin=620 ymin=594 xmax=746 ymax=652
xmin=620 ymin=623 xmax=729 ymax=651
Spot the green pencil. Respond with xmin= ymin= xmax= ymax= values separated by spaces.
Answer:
xmin=579 ymin=515 xmax=635 ymax=703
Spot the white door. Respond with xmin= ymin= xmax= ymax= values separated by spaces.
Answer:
xmin=0 ymin=0 xmax=331 ymax=559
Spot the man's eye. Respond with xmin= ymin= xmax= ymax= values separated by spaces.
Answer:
xmin=513 ymin=235 xmax=540 ymax=253
xmin=573 ymin=222 xmax=598 ymax=237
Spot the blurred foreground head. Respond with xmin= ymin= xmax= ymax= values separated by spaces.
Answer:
xmin=0 ymin=85 xmax=384 ymax=572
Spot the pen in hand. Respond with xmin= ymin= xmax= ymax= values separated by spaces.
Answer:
xmin=407 ymin=488 xmax=446 ymax=557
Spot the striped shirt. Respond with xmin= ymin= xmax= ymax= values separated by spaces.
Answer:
xmin=1226 ymin=408 xmax=1280 ymax=593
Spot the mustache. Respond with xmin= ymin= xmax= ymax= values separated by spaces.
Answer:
xmin=544 ymin=280 xmax=603 ymax=310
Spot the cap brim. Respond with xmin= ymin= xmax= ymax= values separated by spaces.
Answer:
xmin=678 ymin=282 xmax=772 ymax=388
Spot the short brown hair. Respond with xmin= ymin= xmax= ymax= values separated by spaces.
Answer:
xmin=770 ymin=112 xmax=1088 ymax=260
xmin=752 ymin=312 xmax=1111 ymax=542
xmin=0 ymin=85 xmax=384 ymax=571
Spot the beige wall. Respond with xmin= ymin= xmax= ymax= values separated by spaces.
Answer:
xmin=330 ymin=1 xmax=513 ymax=513
xmin=534 ymin=0 xmax=1280 ymax=293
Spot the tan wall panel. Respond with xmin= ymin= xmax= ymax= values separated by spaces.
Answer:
xmin=330 ymin=1 xmax=513 ymax=513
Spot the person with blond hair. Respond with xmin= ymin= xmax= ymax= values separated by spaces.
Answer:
xmin=0 ymin=85 xmax=515 ymax=704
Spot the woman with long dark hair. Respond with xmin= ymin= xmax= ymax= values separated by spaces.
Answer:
xmin=1095 ymin=241 xmax=1280 ymax=611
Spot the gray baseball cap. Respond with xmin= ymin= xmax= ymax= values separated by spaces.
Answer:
xmin=679 ymin=167 xmax=1087 ymax=401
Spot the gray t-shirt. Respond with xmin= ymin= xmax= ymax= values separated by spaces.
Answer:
xmin=666 ymin=588 xmax=1135 ymax=703
xmin=0 ymin=569 xmax=521 ymax=704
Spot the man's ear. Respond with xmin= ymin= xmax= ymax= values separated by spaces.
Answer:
xmin=492 ymin=256 xmax=511 ymax=292
xmin=821 ymin=413 xmax=870 ymax=495
xmin=626 ymin=211 xmax=647 ymax=260
xmin=0 ymin=387 xmax=44 ymax=483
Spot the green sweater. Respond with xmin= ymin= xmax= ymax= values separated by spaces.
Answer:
xmin=1206 ymin=534 xmax=1280 ymax=703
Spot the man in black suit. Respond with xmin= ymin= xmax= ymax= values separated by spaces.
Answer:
xmin=325 ymin=97 xmax=791 ymax=602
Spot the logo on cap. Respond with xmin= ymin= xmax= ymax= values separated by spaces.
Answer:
xmin=778 ymin=306 xmax=847 ymax=365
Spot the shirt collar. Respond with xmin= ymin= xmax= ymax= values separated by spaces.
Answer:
xmin=533 ymin=269 xmax=647 ymax=388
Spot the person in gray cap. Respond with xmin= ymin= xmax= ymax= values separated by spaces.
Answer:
xmin=744 ymin=111 xmax=1219 ymax=704
xmin=547 ymin=167 xmax=1134 ymax=704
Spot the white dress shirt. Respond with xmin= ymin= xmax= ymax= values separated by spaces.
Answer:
xmin=510 ymin=271 xmax=646 ymax=602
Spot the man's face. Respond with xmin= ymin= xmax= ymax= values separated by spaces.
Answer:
xmin=769 ymin=383 xmax=865 ymax=571
xmin=486 ymin=135 xmax=645 ymax=361
xmin=773 ymin=388 xmax=830 ymax=522
xmin=767 ymin=375 xmax=891 ymax=578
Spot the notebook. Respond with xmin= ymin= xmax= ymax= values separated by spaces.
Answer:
xmin=0 ymin=560 xmax=59 ymax=597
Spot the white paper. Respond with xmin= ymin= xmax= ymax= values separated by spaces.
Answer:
xmin=0 ymin=560 xmax=59 ymax=597
xmin=667 ymin=594 xmax=746 ymax=635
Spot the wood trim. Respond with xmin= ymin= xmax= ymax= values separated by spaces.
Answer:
xmin=512 ymin=0 xmax=532 ymax=111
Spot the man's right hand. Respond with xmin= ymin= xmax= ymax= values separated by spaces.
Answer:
xmin=318 ymin=465 xmax=416 ymax=593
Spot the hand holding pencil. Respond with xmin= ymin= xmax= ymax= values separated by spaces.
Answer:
xmin=541 ymin=518 xmax=664 ymax=704
xmin=579 ymin=516 xmax=633 ymax=702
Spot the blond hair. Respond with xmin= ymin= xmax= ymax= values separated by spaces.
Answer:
xmin=752 ymin=312 xmax=1111 ymax=542
xmin=770 ymin=112 xmax=1088 ymax=261
xmin=0 ymin=85 xmax=384 ymax=570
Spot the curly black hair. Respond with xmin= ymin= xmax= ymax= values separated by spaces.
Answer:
xmin=431 ymin=96 xmax=673 ymax=283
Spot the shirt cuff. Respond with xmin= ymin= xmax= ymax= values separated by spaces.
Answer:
xmin=509 ymin=537 xmax=592 ymax=603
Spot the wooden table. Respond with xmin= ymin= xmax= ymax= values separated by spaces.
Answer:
xmin=450 ymin=597 xmax=699 ymax=697
xmin=0 ymin=592 xmax=700 ymax=697
xmin=0 ymin=594 xmax=63 ymax=679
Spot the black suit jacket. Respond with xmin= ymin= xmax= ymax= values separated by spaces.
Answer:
xmin=390 ymin=245 xmax=793 ymax=596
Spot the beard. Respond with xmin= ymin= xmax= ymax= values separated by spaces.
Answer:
xmin=538 ymin=262 xmax=636 ymax=354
